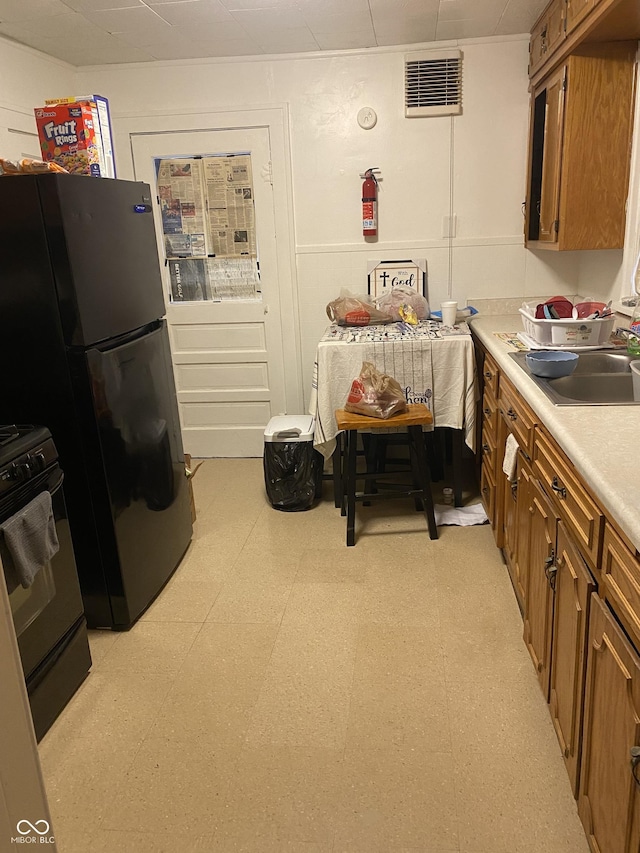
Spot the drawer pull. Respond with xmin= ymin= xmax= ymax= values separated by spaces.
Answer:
xmin=483 ymin=407 xmax=491 ymax=416
xmin=482 ymin=443 xmax=491 ymax=454
xmin=551 ymin=477 xmax=567 ymax=499
xmin=484 ymin=370 xmax=493 ymax=381
xmin=507 ymin=409 xmax=517 ymax=421
xmin=544 ymin=555 xmax=558 ymax=591
xmin=631 ymin=747 xmax=640 ymax=787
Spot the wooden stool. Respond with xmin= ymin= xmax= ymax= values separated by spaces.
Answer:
xmin=335 ymin=404 xmax=438 ymax=546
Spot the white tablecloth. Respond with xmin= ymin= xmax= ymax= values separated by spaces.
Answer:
xmin=310 ymin=325 xmax=478 ymax=458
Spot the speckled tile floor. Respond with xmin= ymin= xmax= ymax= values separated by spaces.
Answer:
xmin=38 ymin=459 xmax=589 ymax=853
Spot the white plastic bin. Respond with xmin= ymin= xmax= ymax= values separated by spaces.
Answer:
xmin=263 ymin=416 xmax=321 ymax=511
xmin=519 ymin=302 xmax=614 ymax=347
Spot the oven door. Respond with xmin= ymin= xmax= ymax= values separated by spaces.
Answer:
xmin=1 ymin=464 xmax=85 ymax=680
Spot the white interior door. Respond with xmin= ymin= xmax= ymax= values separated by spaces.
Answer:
xmin=132 ymin=128 xmax=287 ymax=457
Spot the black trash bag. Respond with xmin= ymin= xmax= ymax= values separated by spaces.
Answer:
xmin=263 ymin=442 xmax=323 ymax=511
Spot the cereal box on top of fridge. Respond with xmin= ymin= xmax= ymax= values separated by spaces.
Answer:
xmin=34 ymin=103 xmax=102 ymax=177
xmin=44 ymin=95 xmax=115 ymax=178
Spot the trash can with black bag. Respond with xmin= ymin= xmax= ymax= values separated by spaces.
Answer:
xmin=263 ymin=415 xmax=323 ymax=511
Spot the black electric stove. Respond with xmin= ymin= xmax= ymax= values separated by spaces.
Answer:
xmin=0 ymin=423 xmax=91 ymax=741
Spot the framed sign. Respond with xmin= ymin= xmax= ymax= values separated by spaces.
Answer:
xmin=367 ymin=259 xmax=427 ymax=299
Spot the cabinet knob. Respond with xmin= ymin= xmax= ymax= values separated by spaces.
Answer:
xmin=551 ymin=477 xmax=567 ymax=499
xmin=483 ymin=443 xmax=490 ymax=454
xmin=507 ymin=409 xmax=517 ymax=421
xmin=484 ymin=370 xmax=493 ymax=381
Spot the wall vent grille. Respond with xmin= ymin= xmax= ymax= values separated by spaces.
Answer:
xmin=405 ymin=49 xmax=462 ymax=117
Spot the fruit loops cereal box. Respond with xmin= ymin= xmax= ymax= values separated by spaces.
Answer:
xmin=34 ymin=103 xmax=102 ymax=177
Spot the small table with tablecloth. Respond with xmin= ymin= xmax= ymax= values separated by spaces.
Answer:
xmin=309 ymin=320 xmax=478 ymax=503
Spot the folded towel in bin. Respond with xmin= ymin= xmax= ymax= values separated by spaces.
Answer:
xmin=0 ymin=491 xmax=59 ymax=592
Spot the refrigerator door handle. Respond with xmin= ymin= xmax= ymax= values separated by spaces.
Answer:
xmin=77 ymin=320 xmax=162 ymax=355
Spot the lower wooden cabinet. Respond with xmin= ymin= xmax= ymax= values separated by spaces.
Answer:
xmin=549 ymin=520 xmax=595 ymax=797
xmin=480 ymin=459 xmax=496 ymax=535
xmin=578 ymin=594 xmax=640 ymax=853
xmin=475 ymin=338 xmax=640 ymax=851
xmin=524 ymin=478 xmax=558 ymax=699
xmin=513 ymin=454 xmax=533 ymax=610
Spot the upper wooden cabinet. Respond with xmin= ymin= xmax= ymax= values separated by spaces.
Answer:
xmin=530 ymin=0 xmax=566 ymax=77
xmin=524 ymin=41 xmax=637 ymax=251
xmin=529 ymin=0 xmax=640 ymax=85
xmin=566 ymin=0 xmax=596 ymax=34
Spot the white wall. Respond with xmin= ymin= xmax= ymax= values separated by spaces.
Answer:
xmin=3 ymin=34 xmax=629 ymax=399
xmin=0 ymin=37 xmax=75 ymax=163
xmin=77 ymin=35 xmax=598 ymax=398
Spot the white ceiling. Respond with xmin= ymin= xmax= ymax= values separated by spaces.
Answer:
xmin=0 ymin=0 xmax=546 ymax=67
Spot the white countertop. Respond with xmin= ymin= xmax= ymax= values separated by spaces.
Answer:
xmin=470 ymin=314 xmax=640 ymax=552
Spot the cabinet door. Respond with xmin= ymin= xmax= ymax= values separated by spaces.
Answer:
xmin=566 ymin=0 xmax=595 ymax=33
xmin=538 ymin=65 xmax=566 ymax=242
xmin=578 ymin=594 xmax=640 ymax=853
xmin=480 ymin=459 xmax=497 ymax=538
xmin=514 ymin=456 xmax=533 ymax=609
xmin=546 ymin=0 xmax=566 ymax=54
xmin=549 ymin=520 xmax=595 ymax=797
xmin=524 ymin=478 xmax=558 ymax=699
xmin=529 ymin=0 xmax=565 ymax=77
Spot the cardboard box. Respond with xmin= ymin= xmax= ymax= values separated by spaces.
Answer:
xmin=34 ymin=103 xmax=102 ymax=176
xmin=44 ymin=95 xmax=116 ymax=178
xmin=184 ymin=454 xmax=202 ymax=524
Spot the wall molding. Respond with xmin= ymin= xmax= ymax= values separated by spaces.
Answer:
xmin=295 ymin=235 xmax=524 ymax=254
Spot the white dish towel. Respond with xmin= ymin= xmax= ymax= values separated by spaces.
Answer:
xmin=502 ymin=433 xmax=519 ymax=481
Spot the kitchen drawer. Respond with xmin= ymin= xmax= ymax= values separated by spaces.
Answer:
xmin=499 ymin=377 xmax=536 ymax=459
xmin=533 ymin=427 xmax=603 ymax=571
xmin=480 ymin=423 xmax=497 ymax=477
xmin=602 ymin=522 xmax=640 ymax=649
xmin=481 ymin=458 xmax=497 ymax=534
xmin=482 ymin=385 xmax=498 ymax=443
xmin=482 ymin=352 xmax=499 ymax=400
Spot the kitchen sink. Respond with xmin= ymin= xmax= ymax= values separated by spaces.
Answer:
xmin=508 ymin=350 xmax=640 ymax=405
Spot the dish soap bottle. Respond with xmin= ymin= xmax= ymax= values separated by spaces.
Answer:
xmin=628 ymin=303 xmax=640 ymax=356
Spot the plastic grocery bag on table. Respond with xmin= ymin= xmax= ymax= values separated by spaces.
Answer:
xmin=326 ymin=290 xmax=393 ymax=326
xmin=344 ymin=361 xmax=408 ymax=419
xmin=374 ymin=285 xmax=429 ymax=322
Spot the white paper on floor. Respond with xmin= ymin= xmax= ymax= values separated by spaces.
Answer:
xmin=434 ymin=503 xmax=489 ymax=526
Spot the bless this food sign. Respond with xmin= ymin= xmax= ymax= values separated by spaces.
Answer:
xmin=368 ymin=259 xmax=426 ymax=299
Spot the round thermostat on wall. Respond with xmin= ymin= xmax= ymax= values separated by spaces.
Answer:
xmin=357 ymin=108 xmax=377 ymax=130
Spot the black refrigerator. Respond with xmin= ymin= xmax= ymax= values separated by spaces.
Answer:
xmin=0 ymin=174 xmax=193 ymax=629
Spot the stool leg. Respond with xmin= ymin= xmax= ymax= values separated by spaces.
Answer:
xmin=363 ymin=433 xmax=379 ymax=505
xmin=409 ymin=426 xmax=438 ymax=540
xmin=332 ymin=435 xmax=343 ymax=509
xmin=452 ymin=428 xmax=463 ymax=507
xmin=409 ymin=445 xmax=423 ymax=512
xmin=346 ymin=430 xmax=357 ymax=546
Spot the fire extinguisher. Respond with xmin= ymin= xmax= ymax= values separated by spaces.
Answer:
xmin=362 ymin=168 xmax=379 ymax=237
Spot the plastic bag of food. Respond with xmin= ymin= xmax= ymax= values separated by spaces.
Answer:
xmin=344 ymin=361 xmax=408 ymax=419
xmin=326 ymin=290 xmax=394 ymax=326
xmin=374 ymin=285 xmax=430 ymax=322
xmin=0 ymin=158 xmax=68 ymax=176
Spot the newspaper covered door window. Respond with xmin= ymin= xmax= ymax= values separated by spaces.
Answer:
xmin=155 ymin=153 xmax=260 ymax=303
xmin=132 ymin=129 xmax=287 ymax=457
